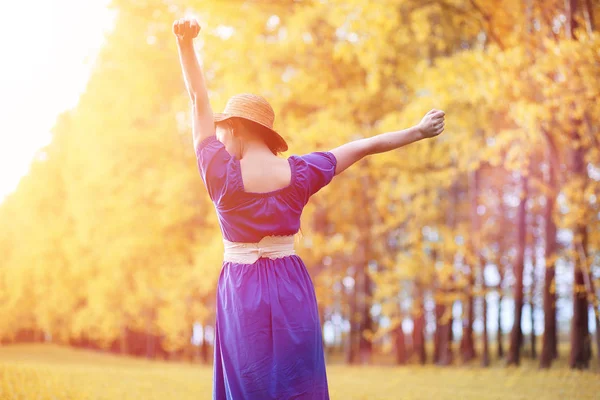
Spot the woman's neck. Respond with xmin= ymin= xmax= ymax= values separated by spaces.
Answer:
xmin=240 ymin=137 xmax=275 ymax=159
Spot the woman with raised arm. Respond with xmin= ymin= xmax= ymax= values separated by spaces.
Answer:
xmin=173 ymin=17 xmax=445 ymax=400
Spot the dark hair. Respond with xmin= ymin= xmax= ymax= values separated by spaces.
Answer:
xmin=233 ymin=118 xmax=280 ymax=155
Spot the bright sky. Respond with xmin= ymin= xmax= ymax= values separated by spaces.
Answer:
xmin=0 ymin=0 xmax=115 ymax=202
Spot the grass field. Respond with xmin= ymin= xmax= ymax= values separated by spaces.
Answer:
xmin=0 ymin=344 xmax=598 ymax=399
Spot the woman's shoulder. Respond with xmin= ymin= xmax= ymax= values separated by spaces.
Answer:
xmin=195 ymin=135 xmax=241 ymax=203
xmin=196 ymin=135 xmax=225 ymax=157
xmin=289 ymin=151 xmax=337 ymax=200
xmin=292 ymin=151 xmax=337 ymax=172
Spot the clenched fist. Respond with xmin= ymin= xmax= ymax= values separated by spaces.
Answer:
xmin=418 ymin=109 xmax=445 ymax=138
xmin=173 ymin=17 xmax=200 ymax=41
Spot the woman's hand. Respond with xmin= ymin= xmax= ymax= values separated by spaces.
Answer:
xmin=173 ymin=17 xmax=201 ymax=42
xmin=418 ymin=109 xmax=445 ymax=138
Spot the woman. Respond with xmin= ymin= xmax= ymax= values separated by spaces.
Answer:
xmin=174 ymin=17 xmax=445 ymax=400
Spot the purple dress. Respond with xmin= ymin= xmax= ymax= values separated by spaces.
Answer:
xmin=196 ymin=135 xmax=337 ymax=400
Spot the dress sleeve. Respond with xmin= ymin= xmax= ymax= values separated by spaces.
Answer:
xmin=295 ymin=151 xmax=337 ymax=203
xmin=195 ymin=135 xmax=233 ymax=203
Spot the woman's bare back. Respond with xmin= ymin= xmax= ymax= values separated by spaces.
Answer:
xmin=239 ymin=154 xmax=292 ymax=194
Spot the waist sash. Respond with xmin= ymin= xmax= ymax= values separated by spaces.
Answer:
xmin=223 ymin=235 xmax=296 ymax=264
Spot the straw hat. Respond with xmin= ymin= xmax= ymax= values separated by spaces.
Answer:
xmin=214 ymin=93 xmax=288 ymax=153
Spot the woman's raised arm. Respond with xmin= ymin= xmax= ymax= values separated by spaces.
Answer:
xmin=329 ymin=109 xmax=445 ymax=175
xmin=173 ymin=17 xmax=215 ymax=147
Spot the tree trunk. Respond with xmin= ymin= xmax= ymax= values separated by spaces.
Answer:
xmin=358 ymin=172 xmax=373 ymax=364
xmin=435 ymin=289 xmax=454 ymax=366
xmin=435 ymin=183 xmax=457 ymax=365
xmin=530 ymin=271 xmax=537 ymax=359
xmin=578 ymin=241 xmax=600 ymax=369
xmin=395 ymin=317 xmax=407 ymax=365
xmin=582 ymin=0 xmax=595 ymax=34
xmin=462 ymin=170 xmax=479 ymax=363
xmin=358 ymin=267 xmax=373 ymax=364
xmin=530 ymin=242 xmax=538 ymax=359
xmin=201 ymin=325 xmax=209 ymax=364
xmin=540 ymin=132 xmax=559 ymax=368
xmin=570 ymin=147 xmax=591 ymax=369
xmin=507 ymin=175 xmax=528 ymax=366
xmin=496 ymin=231 xmax=506 ymax=359
xmin=412 ymin=283 xmax=427 ymax=365
xmin=345 ymin=270 xmax=358 ymax=364
xmin=569 ymin=227 xmax=590 ymax=369
xmin=434 ymin=301 xmax=441 ymax=363
xmin=461 ymin=277 xmax=476 ymax=362
xmin=565 ymin=0 xmax=578 ymax=40
xmin=145 ymin=311 xmax=156 ymax=359
xmin=319 ymin=304 xmax=327 ymax=360
xmin=497 ymin=187 xmax=509 ymax=360
xmin=497 ymin=287 xmax=504 ymax=358
xmin=120 ymin=322 xmax=129 ymax=355
xmin=477 ymin=173 xmax=490 ymax=367
xmin=480 ymin=233 xmax=490 ymax=365
xmin=482 ymin=285 xmax=490 ymax=366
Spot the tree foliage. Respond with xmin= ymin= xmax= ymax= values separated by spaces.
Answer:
xmin=1 ymin=0 xmax=599 ymax=369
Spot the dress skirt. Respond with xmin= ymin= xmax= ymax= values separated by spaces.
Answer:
xmin=212 ymin=255 xmax=330 ymax=400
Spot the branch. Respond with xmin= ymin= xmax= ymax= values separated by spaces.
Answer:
xmin=467 ymin=0 xmax=505 ymax=50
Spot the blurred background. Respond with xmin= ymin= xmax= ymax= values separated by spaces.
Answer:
xmin=0 ymin=0 xmax=599 ymax=384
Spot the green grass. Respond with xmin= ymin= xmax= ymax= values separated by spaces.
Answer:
xmin=0 ymin=344 xmax=598 ymax=399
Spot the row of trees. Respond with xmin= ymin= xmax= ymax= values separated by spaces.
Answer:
xmin=1 ymin=0 xmax=599 ymax=370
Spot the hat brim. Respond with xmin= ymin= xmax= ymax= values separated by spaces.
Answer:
xmin=214 ymin=113 xmax=288 ymax=153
